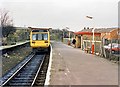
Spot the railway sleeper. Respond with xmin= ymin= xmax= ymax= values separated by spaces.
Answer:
xmin=34 ymin=82 xmax=44 ymax=85
xmin=36 ymin=77 xmax=46 ymax=80
xmin=18 ymin=72 xmax=36 ymax=76
xmin=7 ymin=82 xmax=31 ymax=86
xmin=13 ymin=78 xmax=34 ymax=80
xmin=9 ymin=79 xmax=33 ymax=83
xmin=17 ymin=74 xmax=35 ymax=77
xmin=39 ymin=72 xmax=46 ymax=75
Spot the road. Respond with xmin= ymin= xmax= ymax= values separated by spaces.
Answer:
xmin=50 ymin=41 xmax=118 ymax=85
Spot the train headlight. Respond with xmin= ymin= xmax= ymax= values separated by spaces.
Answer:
xmin=32 ymin=41 xmax=35 ymax=43
xmin=45 ymin=41 xmax=48 ymax=43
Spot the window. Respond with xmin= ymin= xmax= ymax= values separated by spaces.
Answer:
xmin=32 ymin=33 xmax=48 ymax=40
xmin=32 ymin=34 xmax=37 ymax=40
xmin=117 ymin=31 xmax=120 ymax=35
xmin=43 ymin=34 xmax=48 ymax=40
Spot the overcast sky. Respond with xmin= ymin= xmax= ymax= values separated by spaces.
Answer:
xmin=0 ymin=0 xmax=119 ymax=31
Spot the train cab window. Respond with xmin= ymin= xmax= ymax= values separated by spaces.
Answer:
xmin=32 ymin=34 xmax=37 ymax=40
xmin=43 ymin=34 xmax=48 ymax=40
xmin=32 ymin=34 xmax=48 ymax=40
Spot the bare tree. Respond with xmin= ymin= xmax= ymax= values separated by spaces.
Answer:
xmin=0 ymin=9 xmax=15 ymax=38
xmin=0 ymin=9 xmax=13 ymax=27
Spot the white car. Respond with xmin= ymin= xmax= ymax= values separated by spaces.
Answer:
xmin=104 ymin=43 xmax=120 ymax=54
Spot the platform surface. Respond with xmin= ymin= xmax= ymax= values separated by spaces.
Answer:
xmin=50 ymin=41 xmax=118 ymax=85
xmin=0 ymin=41 xmax=29 ymax=50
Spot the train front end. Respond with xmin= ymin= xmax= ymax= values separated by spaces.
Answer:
xmin=29 ymin=27 xmax=51 ymax=52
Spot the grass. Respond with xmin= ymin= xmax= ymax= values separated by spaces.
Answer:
xmin=2 ymin=46 xmax=32 ymax=75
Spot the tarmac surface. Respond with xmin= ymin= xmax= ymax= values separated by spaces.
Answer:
xmin=50 ymin=41 xmax=118 ymax=85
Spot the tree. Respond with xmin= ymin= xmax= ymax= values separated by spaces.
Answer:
xmin=0 ymin=9 xmax=15 ymax=38
xmin=2 ymin=26 xmax=16 ymax=37
xmin=0 ymin=9 xmax=13 ymax=27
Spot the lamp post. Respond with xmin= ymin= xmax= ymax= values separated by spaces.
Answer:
xmin=66 ymin=27 xmax=71 ymax=45
xmin=86 ymin=16 xmax=94 ymax=54
xmin=92 ymin=28 xmax=95 ymax=54
xmin=66 ymin=27 xmax=70 ymax=41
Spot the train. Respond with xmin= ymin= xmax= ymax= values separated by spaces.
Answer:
xmin=29 ymin=27 xmax=51 ymax=52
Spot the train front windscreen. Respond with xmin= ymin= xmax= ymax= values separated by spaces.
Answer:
xmin=32 ymin=33 xmax=48 ymax=40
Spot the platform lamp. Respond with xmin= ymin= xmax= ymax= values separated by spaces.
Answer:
xmin=66 ymin=27 xmax=70 ymax=40
xmin=66 ymin=27 xmax=71 ymax=45
xmin=86 ymin=16 xmax=94 ymax=54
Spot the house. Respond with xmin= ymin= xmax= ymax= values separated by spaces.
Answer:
xmin=100 ymin=28 xmax=120 ymax=45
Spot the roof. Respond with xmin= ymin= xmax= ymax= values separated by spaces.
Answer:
xmin=74 ymin=31 xmax=101 ymax=36
xmin=14 ymin=27 xmax=29 ymax=30
xmin=28 ymin=27 xmax=52 ymax=30
xmin=80 ymin=28 xmax=117 ymax=33
xmin=74 ymin=28 xmax=119 ymax=35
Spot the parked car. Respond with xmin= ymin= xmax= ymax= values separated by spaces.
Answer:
xmin=104 ymin=43 xmax=120 ymax=54
xmin=104 ymin=43 xmax=120 ymax=53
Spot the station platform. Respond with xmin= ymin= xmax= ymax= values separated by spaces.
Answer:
xmin=0 ymin=41 xmax=29 ymax=50
xmin=49 ymin=41 xmax=118 ymax=85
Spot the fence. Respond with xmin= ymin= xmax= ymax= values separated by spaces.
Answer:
xmin=83 ymin=40 xmax=101 ymax=55
xmin=63 ymin=38 xmax=119 ymax=62
xmin=103 ymin=39 xmax=120 ymax=61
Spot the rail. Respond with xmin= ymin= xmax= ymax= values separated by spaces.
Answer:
xmin=2 ymin=53 xmax=46 ymax=86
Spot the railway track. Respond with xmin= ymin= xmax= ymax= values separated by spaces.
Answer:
xmin=33 ymin=52 xmax=50 ymax=86
xmin=2 ymin=51 xmax=50 ymax=86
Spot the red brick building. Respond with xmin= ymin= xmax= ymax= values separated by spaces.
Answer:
xmin=74 ymin=28 xmax=119 ymax=54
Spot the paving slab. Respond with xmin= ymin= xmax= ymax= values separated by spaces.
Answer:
xmin=50 ymin=41 xmax=118 ymax=85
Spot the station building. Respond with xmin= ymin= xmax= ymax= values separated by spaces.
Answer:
xmin=74 ymin=28 xmax=120 ymax=55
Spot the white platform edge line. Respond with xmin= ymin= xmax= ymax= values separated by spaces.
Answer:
xmin=44 ymin=44 xmax=53 ymax=86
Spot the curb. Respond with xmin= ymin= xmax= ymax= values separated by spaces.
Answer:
xmin=44 ymin=44 xmax=53 ymax=85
